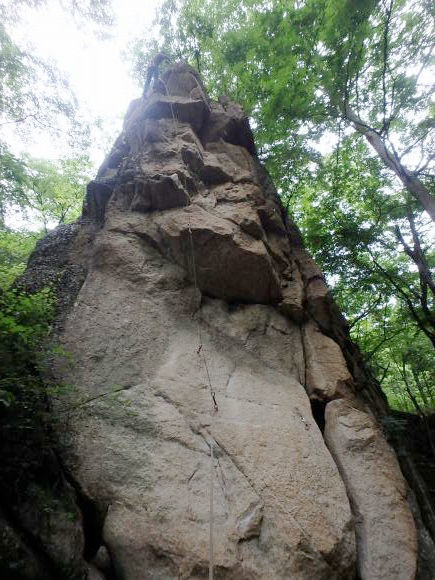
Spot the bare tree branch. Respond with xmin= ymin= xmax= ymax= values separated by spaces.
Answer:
xmin=343 ymin=103 xmax=435 ymax=220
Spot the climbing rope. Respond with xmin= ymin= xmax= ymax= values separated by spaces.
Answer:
xmin=209 ymin=440 xmax=215 ymax=580
xmin=160 ymin=75 xmax=218 ymax=579
xmin=187 ymin=218 xmax=217 ymax=580
xmin=187 ymin=221 xmax=219 ymax=413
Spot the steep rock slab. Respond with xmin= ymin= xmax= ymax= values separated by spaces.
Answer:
xmin=325 ymin=400 xmax=418 ymax=579
xmin=55 ymin=239 xmax=355 ymax=579
xmin=302 ymin=320 xmax=354 ymax=401
xmin=24 ymin=62 xmax=421 ymax=578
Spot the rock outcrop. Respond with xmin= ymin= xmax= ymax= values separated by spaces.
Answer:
xmin=16 ymin=63 xmax=429 ymax=579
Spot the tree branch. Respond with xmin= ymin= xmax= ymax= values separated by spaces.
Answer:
xmin=366 ymin=246 xmax=435 ymax=346
xmin=348 ymin=294 xmax=383 ymax=329
xmin=343 ymin=103 xmax=435 ymax=220
xmin=380 ymin=0 xmax=394 ymax=135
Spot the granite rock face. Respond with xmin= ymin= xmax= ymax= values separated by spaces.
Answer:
xmin=22 ymin=63 xmax=421 ymax=579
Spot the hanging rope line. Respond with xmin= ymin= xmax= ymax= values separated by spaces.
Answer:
xmin=160 ymin=74 xmax=218 ymax=579
xmin=187 ymin=214 xmax=217 ymax=580
xmin=209 ymin=439 xmax=215 ymax=580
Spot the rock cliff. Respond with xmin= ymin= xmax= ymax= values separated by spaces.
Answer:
xmin=13 ymin=63 xmax=431 ymax=579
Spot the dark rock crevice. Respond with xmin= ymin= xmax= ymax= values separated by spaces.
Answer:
xmin=56 ymin=452 xmax=117 ymax=579
xmin=384 ymin=412 xmax=435 ymax=540
xmin=0 ymin=503 xmax=63 ymax=580
xmin=310 ymin=399 xmax=327 ymax=434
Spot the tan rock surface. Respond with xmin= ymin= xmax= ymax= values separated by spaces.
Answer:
xmin=56 ymin=248 xmax=355 ymax=578
xmin=33 ymin=62 xmax=419 ymax=578
xmin=324 ymin=400 xmax=418 ymax=579
xmin=302 ymin=319 xmax=353 ymax=400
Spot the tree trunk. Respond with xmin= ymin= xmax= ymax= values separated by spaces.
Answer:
xmin=344 ymin=105 xmax=435 ymax=221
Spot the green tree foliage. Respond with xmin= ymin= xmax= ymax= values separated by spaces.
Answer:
xmin=0 ymin=0 xmax=98 ymax=422
xmin=0 ymin=23 xmax=88 ymax=151
xmin=0 ymin=287 xmax=54 ymax=404
xmin=0 ymin=0 xmax=113 ymax=225
xmin=292 ymin=134 xmax=434 ymax=412
xmin=0 ymin=151 xmax=90 ymax=292
xmin=0 ymin=0 xmax=114 ymax=30
xmin=131 ymin=0 xmax=434 ymax=412
xmin=0 ymin=0 xmax=113 ymax=148
xmin=0 ymin=229 xmax=38 ymax=287
xmin=0 ymin=284 xmax=54 ymax=466
xmin=0 ymin=0 xmax=104 ymax=284
xmin=2 ymin=154 xmax=91 ymax=231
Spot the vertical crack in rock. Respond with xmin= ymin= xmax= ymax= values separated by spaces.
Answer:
xmin=57 ymin=453 xmax=116 ymax=579
xmin=17 ymin=61 xmax=427 ymax=578
xmin=309 ymin=400 xmax=327 ymax=434
xmin=299 ymin=324 xmax=308 ymax=390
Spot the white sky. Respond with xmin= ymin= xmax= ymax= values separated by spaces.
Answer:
xmin=5 ymin=0 xmax=341 ymax=167
xmin=4 ymin=0 xmax=360 ymax=168
xmin=5 ymin=0 xmax=160 ymax=168
xmin=5 ymin=0 xmax=432 ymax=205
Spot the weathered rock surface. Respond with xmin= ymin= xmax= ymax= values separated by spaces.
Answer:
xmin=325 ymin=400 xmax=418 ymax=579
xmin=17 ymin=62 xmax=426 ymax=578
